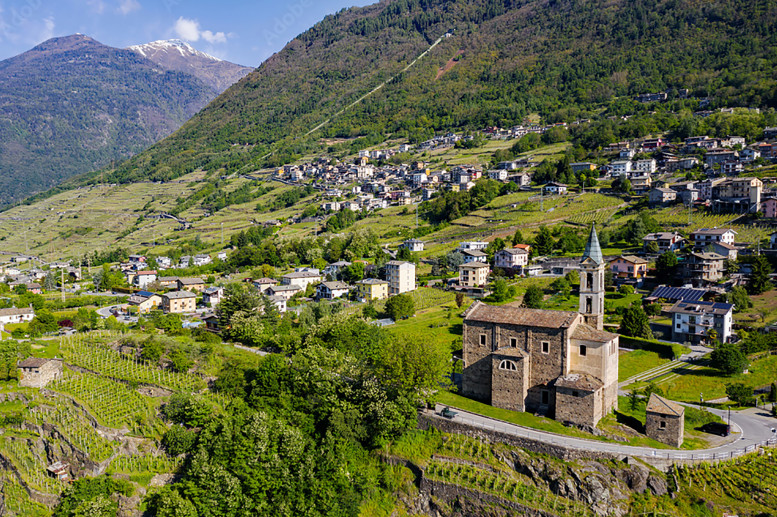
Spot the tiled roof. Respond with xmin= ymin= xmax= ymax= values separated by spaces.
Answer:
xmin=571 ymin=324 xmax=618 ymax=343
xmin=18 ymin=357 xmax=51 ymax=368
xmin=164 ymin=290 xmax=197 ymax=299
xmin=668 ymin=300 xmax=733 ymax=316
xmin=0 ymin=307 xmax=34 ymax=317
xmin=581 ymin=224 xmax=603 ymax=265
xmin=555 ymin=372 xmax=603 ymax=391
xmin=178 ymin=277 xmax=204 ymax=285
xmin=646 ymin=393 xmax=684 ymax=417
xmin=463 ymin=301 xmax=579 ymax=329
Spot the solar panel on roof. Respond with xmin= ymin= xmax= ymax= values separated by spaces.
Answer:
xmin=649 ymin=286 xmax=706 ymax=302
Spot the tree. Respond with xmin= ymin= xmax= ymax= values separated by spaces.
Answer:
xmin=747 ymin=255 xmax=772 ymax=295
xmin=217 ymin=283 xmax=263 ymax=328
xmin=522 ymin=286 xmax=544 ymax=309
xmin=770 ymin=382 xmax=777 ymax=403
xmin=711 ymin=343 xmax=748 ymax=375
xmin=725 ymin=382 xmax=753 ymax=406
xmin=141 ymin=339 xmax=164 ymax=364
xmin=169 ymin=349 xmax=192 ymax=373
xmin=619 ymin=302 xmax=653 ymax=339
xmin=550 ymin=277 xmax=571 ymax=298
xmin=397 ymin=247 xmax=412 ymax=261
xmin=342 ymin=262 xmax=365 ymax=283
xmin=533 ymin=226 xmax=555 ymax=256
xmin=455 ymin=293 xmax=465 ymax=308
xmin=727 ymin=285 xmax=753 ymax=312
xmin=385 ymin=294 xmax=415 ymax=320
xmin=491 ymin=279 xmax=518 ymax=302
xmin=655 ymin=251 xmax=678 ymax=280
xmin=645 ymin=241 xmax=659 ymax=254
xmin=512 ymin=229 xmax=524 ymax=246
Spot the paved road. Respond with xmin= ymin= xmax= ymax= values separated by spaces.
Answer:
xmin=432 ymin=403 xmax=777 ymax=462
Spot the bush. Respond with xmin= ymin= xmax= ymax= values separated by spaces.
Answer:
xmin=618 ymin=285 xmax=634 ymax=295
xmin=711 ymin=343 xmax=748 ymax=375
xmin=384 ymin=294 xmax=415 ymax=321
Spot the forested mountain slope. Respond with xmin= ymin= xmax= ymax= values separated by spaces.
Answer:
xmin=93 ymin=0 xmax=777 ymax=185
xmin=0 ymin=34 xmax=217 ymax=206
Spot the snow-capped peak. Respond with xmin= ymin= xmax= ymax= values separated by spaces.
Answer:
xmin=127 ymin=39 xmax=222 ymax=62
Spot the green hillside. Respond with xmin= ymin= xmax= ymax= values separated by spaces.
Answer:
xmin=82 ymin=0 xmax=777 ymax=186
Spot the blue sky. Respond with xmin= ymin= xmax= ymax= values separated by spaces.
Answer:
xmin=0 ymin=0 xmax=373 ymax=65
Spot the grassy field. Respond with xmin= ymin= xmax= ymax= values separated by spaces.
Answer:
xmin=641 ymin=355 xmax=777 ymax=402
xmin=618 ymin=349 xmax=670 ymax=382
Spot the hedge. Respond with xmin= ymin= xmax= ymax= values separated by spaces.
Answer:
xmin=619 ymin=335 xmax=689 ymax=359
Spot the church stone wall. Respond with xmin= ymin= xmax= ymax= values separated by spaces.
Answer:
xmin=555 ymin=386 xmax=602 ymax=428
xmin=490 ymin=354 xmax=528 ymax=411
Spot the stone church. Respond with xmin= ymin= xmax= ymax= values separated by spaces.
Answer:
xmin=461 ymin=225 xmax=618 ymax=428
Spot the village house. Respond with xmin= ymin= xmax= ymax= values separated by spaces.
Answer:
xmin=683 ymin=252 xmax=727 ymax=287
xmin=323 ymin=260 xmax=352 ymax=279
xmin=459 ymin=241 xmax=488 ymax=251
xmin=690 ymin=228 xmax=736 ymax=247
xmin=17 ymin=358 xmax=63 ymax=388
xmin=385 ymin=261 xmax=415 ymax=295
xmin=458 ymin=262 xmax=490 ymax=287
xmin=355 ymin=278 xmax=389 ymax=302
xmin=646 ymin=286 xmax=707 ymax=305
xmin=630 ymin=175 xmax=652 ymax=194
xmin=710 ymin=178 xmax=762 ymax=214
xmin=162 ymin=291 xmax=197 ymax=314
xmin=494 ymin=248 xmax=529 ymax=274
xmin=542 ymin=182 xmax=568 ymax=195
xmin=177 ymin=277 xmax=206 ymax=293
xmin=402 ymin=238 xmax=425 ymax=252
xmin=156 ymin=257 xmax=172 ymax=269
xmin=645 ymin=394 xmax=685 ymax=447
xmin=202 ymin=287 xmax=224 ymax=307
xmin=461 ymin=226 xmax=618 ymax=428
xmin=133 ymin=270 xmax=157 ymax=289
xmin=281 ymin=271 xmax=322 ymax=290
xmin=610 ymin=160 xmax=632 ymax=175
xmin=642 ymin=232 xmax=684 ymax=253
xmin=127 ymin=291 xmax=162 ymax=314
xmin=633 ymin=158 xmax=657 ymax=174
xmin=157 ymin=276 xmax=179 ymax=288
xmin=0 ymin=307 xmax=35 ymax=326
xmin=316 ymin=281 xmax=351 ymax=300
xmin=266 ymin=284 xmax=302 ymax=301
xmin=252 ymin=277 xmax=279 ymax=293
xmin=668 ymin=300 xmax=733 ymax=344
xmin=762 ymin=198 xmax=777 ymax=219
xmin=193 ymin=254 xmax=212 ymax=267
xmin=609 ymin=256 xmax=648 ymax=282
xmin=648 ymin=187 xmax=677 ymax=206
xmin=461 ymin=249 xmax=488 ymax=264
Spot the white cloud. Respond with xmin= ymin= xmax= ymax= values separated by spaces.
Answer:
xmin=39 ymin=16 xmax=55 ymax=41
xmin=87 ymin=0 xmax=106 ymax=15
xmin=172 ymin=16 xmax=227 ymax=44
xmin=117 ymin=0 xmax=140 ymax=15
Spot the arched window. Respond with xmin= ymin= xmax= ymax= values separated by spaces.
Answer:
xmin=586 ymin=296 xmax=593 ymax=314
xmin=498 ymin=360 xmax=518 ymax=371
xmin=586 ymin=272 xmax=594 ymax=290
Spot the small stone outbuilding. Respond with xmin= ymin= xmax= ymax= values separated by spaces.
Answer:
xmin=17 ymin=357 xmax=63 ymax=388
xmin=645 ymin=393 xmax=685 ymax=447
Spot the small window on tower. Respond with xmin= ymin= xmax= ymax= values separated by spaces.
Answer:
xmin=541 ymin=341 xmax=549 ymax=354
xmin=510 ymin=337 xmax=517 ymax=348
xmin=480 ymin=334 xmax=486 ymax=346
xmin=579 ymin=345 xmax=587 ymax=356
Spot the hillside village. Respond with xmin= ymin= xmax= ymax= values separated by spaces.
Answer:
xmin=2 ymin=0 xmax=777 ymax=513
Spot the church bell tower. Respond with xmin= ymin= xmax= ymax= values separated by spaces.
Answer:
xmin=579 ymin=224 xmax=605 ymax=330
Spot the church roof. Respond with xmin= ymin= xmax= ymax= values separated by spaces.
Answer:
xmin=571 ymin=323 xmax=619 ymax=343
xmin=463 ymin=301 xmax=579 ymax=329
xmin=555 ymin=372 xmax=604 ymax=391
xmin=646 ymin=393 xmax=685 ymax=417
xmin=580 ymin=224 xmax=603 ymax=265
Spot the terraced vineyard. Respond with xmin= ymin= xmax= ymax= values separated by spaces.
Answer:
xmin=0 ymin=434 xmax=67 ymax=494
xmin=677 ymin=453 xmax=777 ymax=514
xmin=0 ymin=472 xmax=51 ymax=516
xmin=60 ymin=334 xmax=206 ymax=392
xmin=51 ymin=370 xmax=155 ymax=432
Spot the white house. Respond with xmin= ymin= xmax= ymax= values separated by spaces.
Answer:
xmin=668 ymin=301 xmax=733 ymax=344
xmin=402 ymin=239 xmax=425 ymax=252
xmin=461 ymin=249 xmax=488 ymax=264
xmin=203 ymin=287 xmax=224 ymax=307
xmin=633 ymin=159 xmax=657 ymax=174
xmin=133 ymin=270 xmax=157 ymax=289
xmin=156 ymin=257 xmax=172 ymax=269
xmin=610 ymin=160 xmax=632 ymax=175
xmin=281 ymin=271 xmax=322 ymax=290
xmin=385 ymin=261 xmax=415 ymax=295
xmin=690 ymin=228 xmax=737 ymax=247
xmin=494 ymin=248 xmax=529 ymax=272
xmin=0 ymin=307 xmax=35 ymax=326
xmin=193 ymin=254 xmax=212 ymax=267
xmin=488 ymin=169 xmax=509 ymax=181
xmin=459 ymin=241 xmax=488 ymax=251
xmin=542 ymin=182 xmax=568 ymax=195
xmin=316 ymin=281 xmax=351 ymax=300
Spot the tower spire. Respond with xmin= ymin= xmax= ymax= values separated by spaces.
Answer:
xmin=581 ymin=223 xmax=603 ymax=265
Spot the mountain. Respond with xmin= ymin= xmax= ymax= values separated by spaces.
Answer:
xmin=0 ymin=34 xmax=219 ymax=206
xmin=91 ymin=0 xmax=777 ymax=187
xmin=127 ymin=40 xmax=253 ymax=93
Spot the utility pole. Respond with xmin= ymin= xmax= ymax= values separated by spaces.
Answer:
xmin=221 ymin=223 xmax=224 ymax=246
xmin=61 ymin=268 xmax=65 ymax=302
